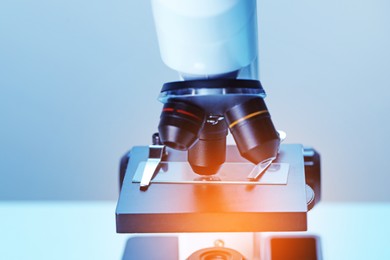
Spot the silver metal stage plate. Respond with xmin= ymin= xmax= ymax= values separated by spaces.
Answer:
xmin=117 ymin=145 xmax=307 ymax=233
xmin=132 ymin=161 xmax=289 ymax=185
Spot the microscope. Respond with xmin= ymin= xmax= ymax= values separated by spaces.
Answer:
xmin=116 ymin=0 xmax=321 ymax=259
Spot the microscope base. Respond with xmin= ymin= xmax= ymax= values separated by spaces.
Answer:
xmin=121 ymin=234 xmax=322 ymax=260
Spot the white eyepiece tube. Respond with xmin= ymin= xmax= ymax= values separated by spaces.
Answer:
xmin=151 ymin=0 xmax=258 ymax=79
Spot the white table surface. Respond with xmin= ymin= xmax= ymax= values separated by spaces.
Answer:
xmin=0 ymin=202 xmax=389 ymax=260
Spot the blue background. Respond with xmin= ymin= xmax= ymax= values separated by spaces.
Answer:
xmin=1 ymin=0 xmax=389 ymax=201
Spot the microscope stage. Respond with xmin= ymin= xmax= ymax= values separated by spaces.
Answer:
xmin=116 ymin=144 xmax=308 ymax=233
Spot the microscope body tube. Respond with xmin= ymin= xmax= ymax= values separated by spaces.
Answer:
xmin=152 ymin=0 xmax=280 ymax=175
xmin=151 ymin=0 xmax=258 ymax=79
